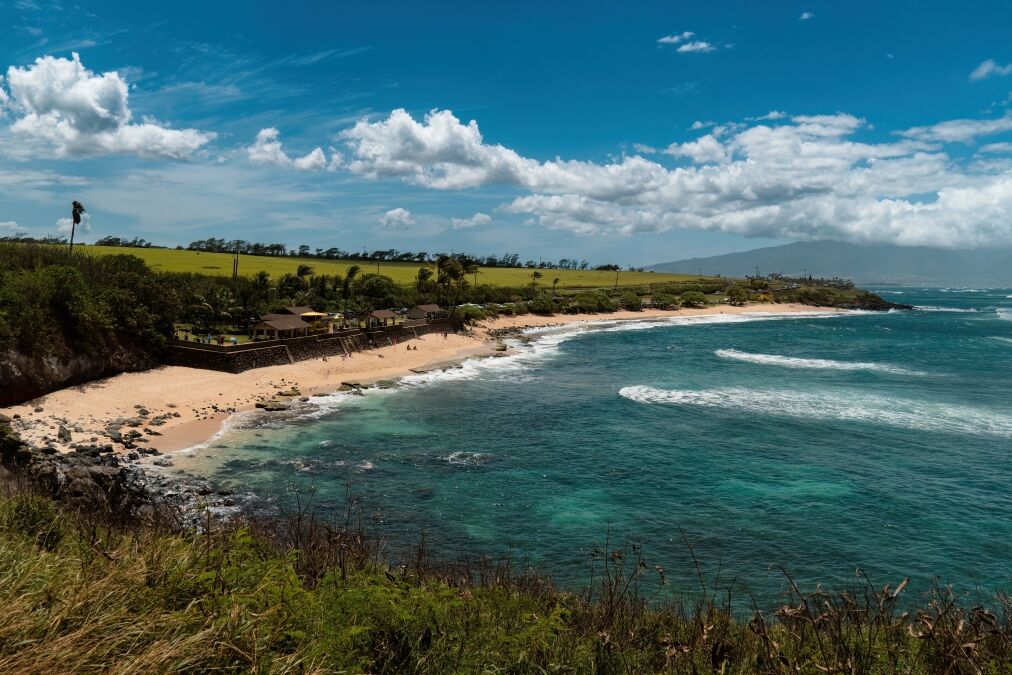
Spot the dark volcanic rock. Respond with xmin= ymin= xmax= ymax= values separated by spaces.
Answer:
xmin=0 ymin=334 xmax=157 ymax=407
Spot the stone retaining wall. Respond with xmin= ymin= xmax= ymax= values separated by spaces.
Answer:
xmin=165 ymin=319 xmax=459 ymax=374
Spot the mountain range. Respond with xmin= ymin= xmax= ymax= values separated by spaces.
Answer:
xmin=649 ymin=241 xmax=1012 ymax=287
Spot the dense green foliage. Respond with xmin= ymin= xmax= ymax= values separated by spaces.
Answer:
xmin=0 ymin=243 xmax=890 ymax=356
xmin=0 ymin=243 xmax=179 ymax=356
xmin=0 ymin=490 xmax=1008 ymax=673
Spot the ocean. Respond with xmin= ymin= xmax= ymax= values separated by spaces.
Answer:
xmin=169 ymin=288 xmax=1012 ymax=604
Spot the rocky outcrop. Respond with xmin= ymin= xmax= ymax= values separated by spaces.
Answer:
xmin=0 ymin=333 xmax=157 ymax=407
xmin=0 ymin=419 xmax=231 ymax=525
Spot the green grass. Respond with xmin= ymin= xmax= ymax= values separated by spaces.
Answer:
xmin=0 ymin=489 xmax=1008 ymax=673
xmin=81 ymin=245 xmax=703 ymax=288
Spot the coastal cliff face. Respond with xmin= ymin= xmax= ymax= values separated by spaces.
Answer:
xmin=0 ymin=333 xmax=157 ymax=407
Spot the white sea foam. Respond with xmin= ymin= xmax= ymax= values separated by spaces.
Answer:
xmin=990 ymin=336 xmax=1012 ymax=346
xmin=913 ymin=305 xmax=979 ymax=313
xmin=618 ymin=386 xmax=1012 ymax=438
xmin=272 ymin=312 xmax=848 ymax=419
xmin=714 ymin=349 xmax=927 ymax=376
xmin=998 ymin=308 xmax=1012 ymax=322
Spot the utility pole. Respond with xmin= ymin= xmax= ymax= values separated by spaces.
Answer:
xmin=614 ymin=268 xmax=619 ymax=290
xmin=754 ymin=265 xmax=760 ymax=279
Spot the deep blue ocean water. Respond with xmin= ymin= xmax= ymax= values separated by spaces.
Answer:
xmin=171 ymin=288 xmax=1012 ymax=604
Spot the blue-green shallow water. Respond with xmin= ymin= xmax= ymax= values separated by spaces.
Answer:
xmin=170 ymin=288 xmax=1012 ymax=603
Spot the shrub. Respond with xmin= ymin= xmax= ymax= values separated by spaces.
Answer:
xmin=652 ymin=293 xmax=677 ymax=309
xmin=527 ymin=293 xmax=556 ymax=315
xmin=619 ymin=292 xmax=642 ymax=311
xmin=680 ymin=291 xmax=708 ymax=307
xmin=453 ymin=305 xmax=487 ymax=323
xmin=0 ymin=495 xmax=64 ymax=551
xmin=725 ymin=285 xmax=749 ymax=306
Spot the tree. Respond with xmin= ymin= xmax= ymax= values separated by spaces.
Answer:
xmin=552 ymin=277 xmax=560 ymax=297
xmin=726 ymin=285 xmax=749 ymax=306
xmin=340 ymin=265 xmax=361 ymax=315
xmin=530 ymin=269 xmax=543 ymax=293
xmin=69 ymin=201 xmax=85 ymax=254
xmin=528 ymin=292 xmax=555 ymax=315
xmin=619 ymin=292 xmax=642 ymax=311
xmin=296 ymin=264 xmax=314 ymax=281
xmin=416 ymin=266 xmax=433 ymax=292
xmin=680 ymin=291 xmax=708 ymax=308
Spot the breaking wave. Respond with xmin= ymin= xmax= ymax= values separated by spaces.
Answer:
xmin=913 ymin=306 xmax=979 ymax=313
xmin=618 ymin=386 xmax=1012 ymax=438
xmin=714 ymin=349 xmax=927 ymax=376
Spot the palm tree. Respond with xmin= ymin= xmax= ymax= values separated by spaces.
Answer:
xmin=531 ymin=269 xmax=543 ymax=293
xmin=341 ymin=265 xmax=361 ymax=316
xmin=416 ymin=266 xmax=433 ymax=292
xmin=552 ymin=277 xmax=560 ymax=297
xmin=436 ymin=255 xmax=465 ymax=307
xmin=69 ymin=201 xmax=85 ymax=254
xmin=464 ymin=262 xmax=480 ymax=287
xmin=296 ymin=263 xmax=314 ymax=284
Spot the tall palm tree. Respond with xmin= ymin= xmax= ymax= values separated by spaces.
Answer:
xmin=531 ymin=269 xmax=543 ymax=293
xmin=464 ymin=262 xmax=480 ymax=287
xmin=416 ymin=266 xmax=433 ymax=292
xmin=69 ymin=201 xmax=85 ymax=254
xmin=552 ymin=277 xmax=560 ymax=297
xmin=341 ymin=265 xmax=361 ymax=316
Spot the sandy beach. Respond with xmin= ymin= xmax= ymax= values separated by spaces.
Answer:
xmin=1 ymin=303 xmax=834 ymax=455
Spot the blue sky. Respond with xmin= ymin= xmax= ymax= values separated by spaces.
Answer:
xmin=2 ymin=0 xmax=1012 ymax=265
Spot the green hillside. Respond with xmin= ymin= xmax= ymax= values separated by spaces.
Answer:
xmin=82 ymin=245 xmax=701 ymax=288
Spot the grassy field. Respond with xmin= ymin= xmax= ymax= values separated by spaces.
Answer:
xmin=81 ymin=245 xmax=702 ymax=288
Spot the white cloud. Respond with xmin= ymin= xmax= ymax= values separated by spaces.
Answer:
xmin=451 ymin=212 xmax=492 ymax=229
xmin=340 ymin=107 xmax=1012 ymax=247
xmin=247 ymin=127 xmax=329 ymax=171
xmin=665 ymin=134 xmax=727 ymax=163
xmin=0 ymin=220 xmax=19 ymax=230
xmin=979 ymin=142 xmax=1012 ymax=154
xmin=2 ymin=53 xmax=214 ymax=158
xmin=677 ymin=41 xmax=715 ymax=54
xmin=378 ymin=207 xmax=414 ymax=229
xmin=292 ymin=147 xmax=326 ymax=171
xmin=657 ymin=31 xmax=694 ymax=45
xmin=56 ymin=211 xmax=91 ymax=235
xmin=799 ymin=11 xmax=815 ymax=20
xmin=970 ymin=59 xmax=1012 ymax=81
xmin=899 ymin=112 xmax=1012 ymax=143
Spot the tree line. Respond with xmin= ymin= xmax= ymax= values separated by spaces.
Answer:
xmin=181 ymin=238 xmax=636 ymax=271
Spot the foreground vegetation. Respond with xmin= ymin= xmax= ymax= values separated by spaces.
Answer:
xmin=0 ymin=486 xmax=1008 ymax=673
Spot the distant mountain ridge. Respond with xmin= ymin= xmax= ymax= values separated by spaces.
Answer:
xmin=649 ymin=241 xmax=1012 ymax=287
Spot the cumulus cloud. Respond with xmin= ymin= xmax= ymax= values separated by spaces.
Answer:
xmin=657 ymin=31 xmax=694 ymax=45
xmin=340 ymin=107 xmax=1012 ymax=247
xmin=378 ymin=207 xmax=414 ymax=229
xmin=451 ymin=212 xmax=492 ymax=229
xmin=0 ymin=220 xmax=20 ymax=230
xmin=799 ymin=11 xmax=814 ymax=20
xmin=665 ymin=134 xmax=728 ymax=163
xmin=677 ymin=41 xmax=715 ymax=53
xmin=970 ymin=59 xmax=1012 ymax=81
xmin=2 ymin=53 xmax=214 ymax=158
xmin=56 ymin=211 xmax=91 ymax=235
xmin=657 ymin=31 xmax=717 ymax=53
xmin=247 ymin=127 xmax=329 ymax=170
xmin=899 ymin=112 xmax=1012 ymax=143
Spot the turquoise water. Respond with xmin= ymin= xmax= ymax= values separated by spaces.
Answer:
xmin=174 ymin=288 xmax=1012 ymax=603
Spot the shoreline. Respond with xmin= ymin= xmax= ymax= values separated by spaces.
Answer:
xmin=1 ymin=303 xmax=837 ymax=456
